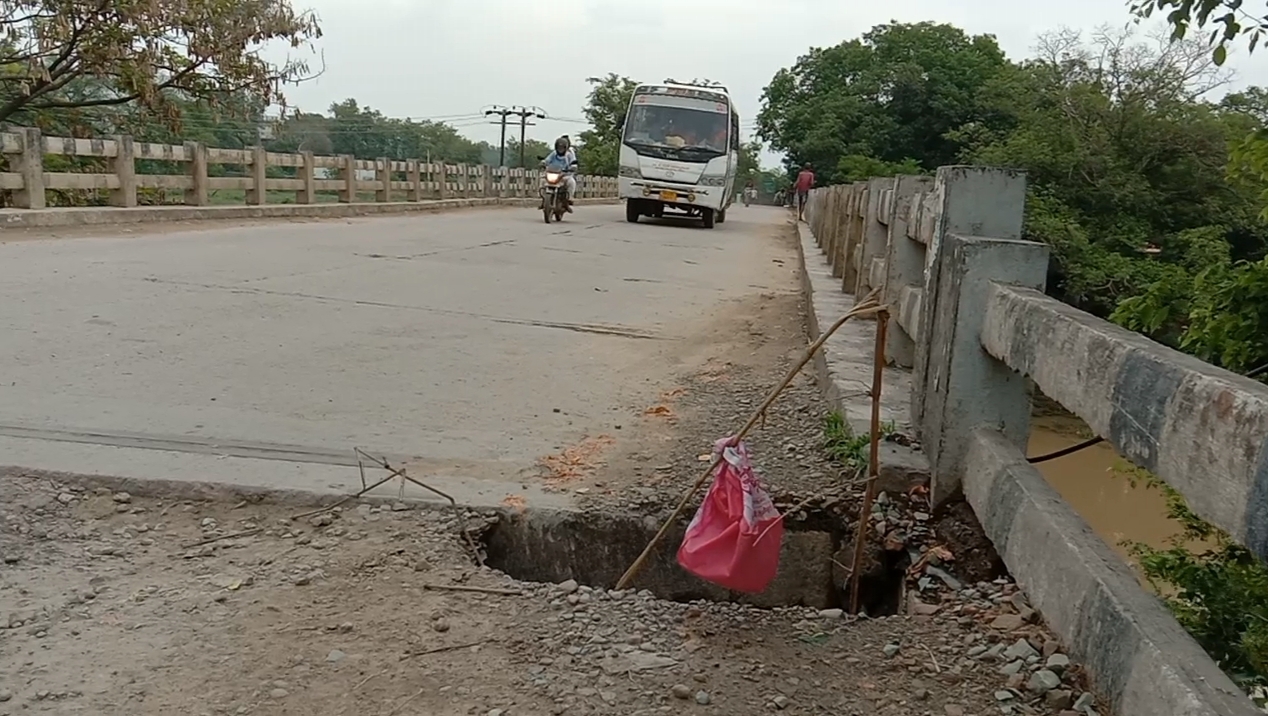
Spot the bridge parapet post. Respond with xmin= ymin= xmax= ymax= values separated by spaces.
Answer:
xmin=879 ymin=175 xmax=933 ymax=368
xmin=853 ymin=176 xmax=896 ymax=298
xmin=908 ymin=167 xmax=1047 ymax=504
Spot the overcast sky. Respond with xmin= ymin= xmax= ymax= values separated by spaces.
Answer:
xmin=269 ymin=0 xmax=1268 ymax=165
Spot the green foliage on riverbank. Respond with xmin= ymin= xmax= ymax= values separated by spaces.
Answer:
xmin=1123 ymin=465 xmax=1268 ymax=698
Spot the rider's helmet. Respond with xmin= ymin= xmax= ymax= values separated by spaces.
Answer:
xmin=554 ymin=137 xmax=568 ymax=155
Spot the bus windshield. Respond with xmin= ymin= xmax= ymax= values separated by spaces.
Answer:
xmin=623 ymin=97 xmax=729 ymax=162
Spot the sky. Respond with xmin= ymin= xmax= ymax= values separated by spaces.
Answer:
xmin=266 ymin=0 xmax=1268 ymax=166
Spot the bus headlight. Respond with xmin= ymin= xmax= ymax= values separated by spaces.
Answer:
xmin=698 ymin=175 xmax=727 ymax=186
xmin=618 ymin=165 xmax=641 ymax=178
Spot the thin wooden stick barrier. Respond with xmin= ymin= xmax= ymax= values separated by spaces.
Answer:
xmin=849 ymin=309 xmax=888 ymax=613
xmin=614 ymin=288 xmax=886 ymax=591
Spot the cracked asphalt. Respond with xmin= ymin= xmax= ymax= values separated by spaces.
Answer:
xmin=0 ymin=205 xmax=792 ymax=504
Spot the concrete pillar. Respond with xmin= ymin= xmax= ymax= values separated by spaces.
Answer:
xmin=913 ymin=167 xmax=1045 ymax=505
xmin=183 ymin=142 xmax=208 ymax=206
xmin=339 ymin=155 xmax=356 ymax=203
xmin=883 ymin=175 xmax=934 ymax=367
xmin=912 ymin=167 xmax=1030 ymax=441
xmin=808 ymin=188 xmax=824 ymax=243
xmin=854 ymin=177 xmax=895 ymax=296
xmin=839 ymin=182 xmax=868 ymax=289
xmin=109 ymin=135 xmax=137 ymax=208
xmin=407 ymin=159 xmax=422 ymax=202
xmin=376 ymin=157 xmax=391 ymax=202
xmin=436 ymin=162 xmax=448 ymax=200
xmin=811 ymin=188 xmax=826 ymax=249
xmin=298 ymin=151 xmax=315 ymax=204
xmin=13 ymin=127 xmax=45 ymax=209
xmin=828 ymin=186 xmax=848 ymax=275
xmin=246 ymin=145 xmax=268 ymax=205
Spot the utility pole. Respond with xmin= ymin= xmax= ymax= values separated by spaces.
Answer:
xmin=483 ymin=105 xmax=513 ymax=167
xmin=481 ymin=105 xmax=549 ymax=167
xmin=516 ymin=106 xmax=546 ymax=168
xmin=483 ymin=105 xmax=546 ymax=167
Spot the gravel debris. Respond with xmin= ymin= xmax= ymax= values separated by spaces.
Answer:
xmin=0 ymin=476 xmax=1111 ymax=715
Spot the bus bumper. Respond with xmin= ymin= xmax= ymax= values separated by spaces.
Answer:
xmin=618 ymin=178 xmax=724 ymax=212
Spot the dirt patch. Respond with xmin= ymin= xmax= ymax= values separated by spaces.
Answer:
xmin=538 ymin=435 xmax=618 ymax=485
xmin=932 ymin=501 xmax=1008 ymax=585
xmin=1 ymin=476 xmax=1108 ymax=716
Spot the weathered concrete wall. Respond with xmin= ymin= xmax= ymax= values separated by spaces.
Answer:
xmin=0 ymin=197 xmax=619 ymax=229
xmin=962 ymin=427 xmax=1259 ymax=716
xmin=799 ymin=159 xmax=1263 ymax=716
xmin=981 ymin=283 xmax=1268 ymax=562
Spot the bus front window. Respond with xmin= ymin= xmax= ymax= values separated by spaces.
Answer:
xmin=624 ymin=103 xmax=728 ymax=160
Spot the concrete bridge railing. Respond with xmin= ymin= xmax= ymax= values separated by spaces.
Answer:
xmin=0 ymin=126 xmax=618 ymax=211
xmin=804 ymin=166 xmax=1263 ymax=716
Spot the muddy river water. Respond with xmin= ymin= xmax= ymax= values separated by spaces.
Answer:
xmin=1028 ymin=415 xmax=1188 ymax=572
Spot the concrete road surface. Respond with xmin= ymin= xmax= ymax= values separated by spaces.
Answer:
xmin=0 ymin=205 xmax=793 ymax=507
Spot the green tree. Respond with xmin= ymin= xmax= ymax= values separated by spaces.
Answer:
xmin=959 ymin=26 xmax=1267 ymax=315
xmin=0 ymin=0 xmax=321 ymax=126
xmin=756 ymin=21 xmax=1010 ymax=182
xmin=1131 ymin=0 xmax=1268 ymax=65
xmin=735 ymin=140 xmax=761 ymax=185
xmin=303 ymin=99 xmax=485 ymax=163
xmin=505 ymin=137 xmax=552 ymax=167
xmin=577 ymin=73 xmax=638 ymax=176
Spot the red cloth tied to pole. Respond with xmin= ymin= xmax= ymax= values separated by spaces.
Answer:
xmin=676 ymin=437 xmax=783 ymax=593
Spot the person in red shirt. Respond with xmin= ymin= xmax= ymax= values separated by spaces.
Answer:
xmin=794 ymin=163 xmax=815 ymax=221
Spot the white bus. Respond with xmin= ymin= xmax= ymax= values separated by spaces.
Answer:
xmin=617 ymin=80 xmax=739 ymax=229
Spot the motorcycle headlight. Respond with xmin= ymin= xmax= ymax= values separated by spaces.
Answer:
xmin=546 ymin=172 xmax=561 ymax=182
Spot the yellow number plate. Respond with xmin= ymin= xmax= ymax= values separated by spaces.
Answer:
xmin=659 ymin=190 xmax=678 ymax=202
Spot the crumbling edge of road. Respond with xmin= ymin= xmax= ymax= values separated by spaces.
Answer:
xmin=0 ymin=197 xmax=621 ymax=229
xmin=791 ymin=213 xmax=1262 ymax=716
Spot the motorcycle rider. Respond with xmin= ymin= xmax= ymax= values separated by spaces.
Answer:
xmin=541 ymin=137 xmax=577 ymax=212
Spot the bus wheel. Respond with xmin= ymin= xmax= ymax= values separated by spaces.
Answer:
xmin=716 ymin=209 xmax=727 ymax=224
xmin=625 ymin=200 xmax=639 ymax=223
xmin=701 ymin=208 xmax=716 ymax=229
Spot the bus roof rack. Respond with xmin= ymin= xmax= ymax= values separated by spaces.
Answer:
xmin=663 ymin=78 xmax=730 ymax=93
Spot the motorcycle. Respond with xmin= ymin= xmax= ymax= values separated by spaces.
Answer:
xmin=540 ymin=161 xmax=577 ymax=223
xmin=742 ymin=188 xmax=754 ymax=207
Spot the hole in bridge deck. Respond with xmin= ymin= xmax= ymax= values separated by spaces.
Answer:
xmin=477 ymin=508 xmax=909 ymax=616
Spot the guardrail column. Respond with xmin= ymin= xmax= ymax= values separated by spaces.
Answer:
xmin=375 ymin=158 xmax=391 ymax=202
xmin=298 ymin=151 xmax=315 ymax=204
xmin=841 ymin=182 xmax=868 ymax=291
xmin=339 ymin=155 xmax=355 ymax=203
xmin=436 ymin=163 xmax=448 ymax=200
xmin=915 ymin=167 xmax=1046 ymax=505
xmin=184 ymin=141 xmax=208 ymax=206
xmin=883 ymin=175 xmax=933 ymax=368
xmin=912 ymin=167 xmax=1030 ymax=440
xmin=13 ymin=127 xmax=45 ymax=209
xmin=854 ymin=177 xmax=896 ymax=296
xmin=109 ymin=135 xmax=137 ymax=208
xmin=407 ymin=159 xmax=421 ymax=202
xmin=246 ymin=146 xmax=267 ymax=205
